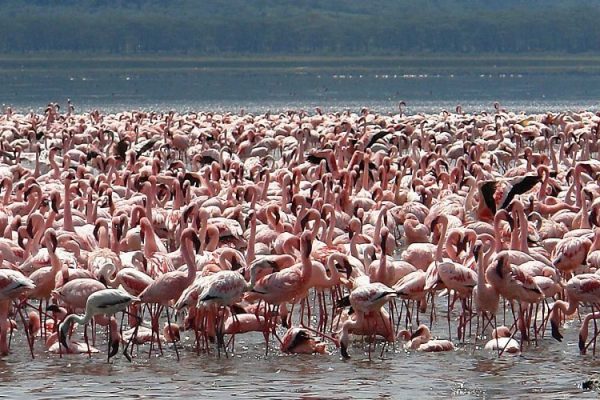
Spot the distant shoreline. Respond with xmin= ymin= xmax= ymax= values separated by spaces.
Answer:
xmin=2 ymin=54 xmax=600 ymax=74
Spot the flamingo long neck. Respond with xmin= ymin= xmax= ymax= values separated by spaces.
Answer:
xmin=372 ymin=208 xmax=386 ymax=247
xmin=476 ymin=248 xmax=486 ymax=290
xmin=27 ymin=218 xmax=45 ymax=254
xmin=261 ymin=171 xmax=271 ymax=201
xmin=26 ymin=189 xmax=43 ymax=217
xmin=325 ymin=254 xmax=343 ymax=287
xmin=551 ymin=299 xmax=579 ymax=326
xmin=580 ymin=189 xmax=590 ymax=229
xmin=246 ymin=215 xmax=256 ymax=265
xmin=517 ymin=207 xmax=529 ymax=253
xmin=145 ymin=183 xmax=156 ymax=221
xmin=98 ymin=226 xmax=110 ymax=249
xmin=173 ymin=181 xmax=183 ymax=211
xmin=574 ymin=165 xmax=583 ymax=208
xmin=296 ymin=132 xmax=305 ymax=164
xmin=464 ymin=179 xmax=477 ymax=212
xmin=549 ymin=139 xmax=559 ymax=173
xmin=493 ymin=212 xmax=506 ymax=253
xmin=378 ymin=240 xmax=388 ymax=284
xmin=361 ymin=157 xmax=370 ymax=191
xmin=326 ymin=208 xmax=336 ymax=246
xmin=280 ymin=176 xmax=291 ymax=213
xmin=508 ymin=209 xmax=520 ymax=251
xmin=306 ymin=211 xmax=321 ymax=239
xmin=34 ymin=150 xmax=40 ymax=178
xmin=106 ymin=160 xmax=116 ymax=184
xmin=300 ymin=241 xmax=313 ymax=285
xmin=63 ymin=179 xmax=74 ymax=231
xmin=350 ymin=233 xmax=361 ymax=260
xmin=363 ymin=245 xmax=375 ymax=269
xmin=538 ymin=170 xmax=548 ymax=202
xmin=143 ymin=224 xmax=160 ymax=258
xmin=48 ymin=245 xmax=62 ymax=280
xmin=49 ymin=151 xmax=60 ymax=179
xmin=85 ymin=190 xmax=95 ymax=224
xmin=435 ymin=217 xmax=449 ymax=262
xmin=64 ymin=312 xmax=93 ymax=333
xmin=1 ymin=179 xmax=11 ymax=205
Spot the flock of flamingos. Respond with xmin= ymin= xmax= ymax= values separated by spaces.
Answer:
xmin=1 ymin=102 xmax=600 ymax=363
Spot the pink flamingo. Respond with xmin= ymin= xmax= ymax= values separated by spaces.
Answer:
xmin=398 ymin=324 xmax=454 ymax=352
xmin=339 ymin=280 xmax=396 ymax=359
xmin=138 ymin=227 xmax=200 ymax=359
xmin=280 ymin=327 xmax=327 ymax=354
xmin=0 ymin=269 xmax=35 ymax=356
xmin=550 ymin=273 xmax=600 ymax=342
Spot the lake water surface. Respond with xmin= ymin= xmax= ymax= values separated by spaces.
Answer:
xmin=0 ymin=57 xmax=599 ymax=115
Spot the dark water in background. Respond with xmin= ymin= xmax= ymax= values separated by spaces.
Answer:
xmin=0 ymin=58 xmax=599 ymax=114
xmin=1 ymin=59 xmax=600 ymax=399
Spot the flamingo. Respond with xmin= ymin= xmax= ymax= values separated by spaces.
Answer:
xmin=0 ymin=269 xmax=35 ymax=356
xmin=280 ymin=327 xmax=326 ymax=354
xmin=398 ymin=324 xmax=455 ymax=352
xmin=59 ymin=288 xmax=138 ymax=361
xmin=138 ymin=227 xmax=200 ymax=359
xmin=338 ymin=280 xmax=396 ymax=359
xmin=550 ymin=273 xmax=600 ymax=342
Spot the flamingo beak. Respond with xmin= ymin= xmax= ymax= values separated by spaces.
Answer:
xmin=340 ymin=342 xmax=350 ymax=359
xmin=108 ymin=339 xmax=120 ymax=359
xmin=550 ymin=320 xmax=563 ymax=342
xmin=59 ymin=322 xmax=70 ymax=350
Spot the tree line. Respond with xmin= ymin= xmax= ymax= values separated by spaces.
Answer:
xmin=0 ymin=1 xmax=598 ymax=54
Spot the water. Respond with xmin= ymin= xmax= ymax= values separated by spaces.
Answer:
xmin=1 ymin=58 xmax=600 ymax=398
xmin=0 ymin=58 xmax=599 ymax=115
xmin=0 ymin=307 xmax=598 ymax=399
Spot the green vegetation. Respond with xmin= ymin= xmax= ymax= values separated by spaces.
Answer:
xmin=0 ymin=1 xmax=598 ymax=55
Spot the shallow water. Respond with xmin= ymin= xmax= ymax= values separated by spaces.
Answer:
xmin=1 ymin=301 xmax=598 ymax=399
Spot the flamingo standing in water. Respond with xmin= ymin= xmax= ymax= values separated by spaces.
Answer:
xmin=473 ymin=238 xmax=500 ymax=337
xmin=550 ymin=273 xmax=600 ymax=343
xmin=138 ymin=227 xmax=200 ymax=359
xmin=196 ymin=269 xmax=250 ymax=355
xmin=338 ymin=278 xmax=396 ymax=359
xmin=59 ymin=288 xmax=138 ymax=361
xmin=0 ymin=269 xmax=35 ymax=356
xmin=246 ymin=231 xmax=314 ymax=337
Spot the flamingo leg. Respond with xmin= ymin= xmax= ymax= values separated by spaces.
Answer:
xmin=15 ymin=303 xmax=34 ymax=359
xmin=122 ymin=311 xmax=140 ymax=362
xmin=165 ymin=306 xmax=179 ymax=361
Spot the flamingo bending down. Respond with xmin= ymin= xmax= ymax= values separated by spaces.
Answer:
xmin=339 ymin=281 xmax=396 ymax=359
xmin=398 ymin=324 xmax=455 ymax=352
xmin=59 ymin=288 xmax=138 ymax=361
xmin=280 ymin=327 xmax=326 ymax=354
xmin=484 ymin=326 xmax=520 ymax=354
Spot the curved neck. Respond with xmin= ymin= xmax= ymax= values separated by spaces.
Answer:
xmin=181 ymin=237 xmax=197 ymax=282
